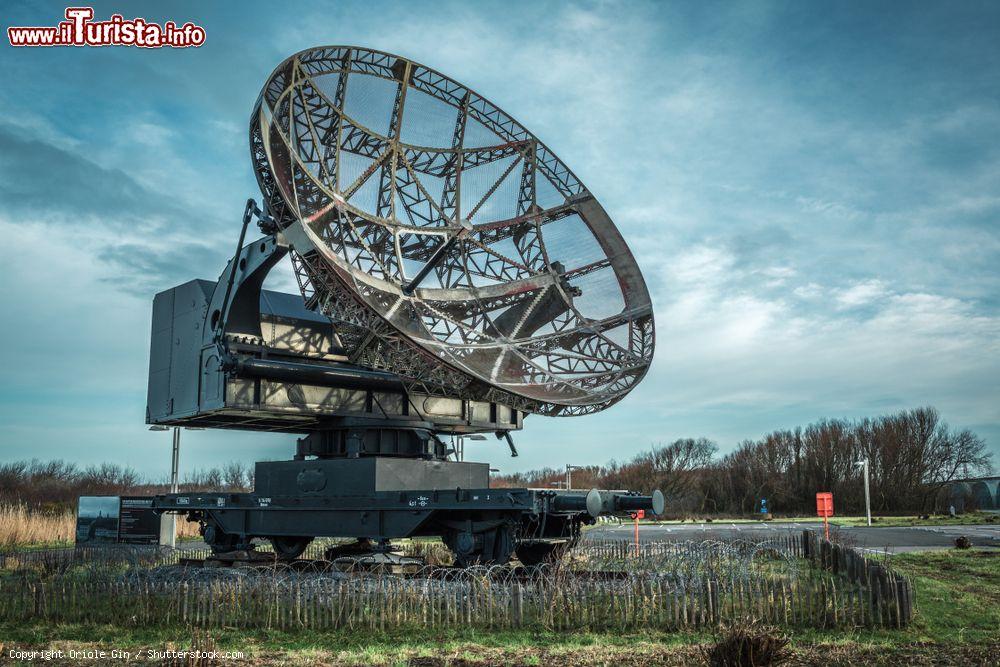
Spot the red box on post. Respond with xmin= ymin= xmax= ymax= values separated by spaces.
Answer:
xmin=816 ymin=492 xmax=834 ymax=517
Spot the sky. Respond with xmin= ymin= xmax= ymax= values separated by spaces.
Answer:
xmin=0 ymin=0 xmax=998 ymax=482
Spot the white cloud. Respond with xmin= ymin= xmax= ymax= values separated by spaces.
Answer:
xmin=834 ymin=279 xmax=889 ymax=309
xmin=636 ymin=240 xmax=1000 ymax=441
xmin=123 ymin=120 xmax=175 ymax=148
xmin=667 ymin=245 xmax=735 ymax=286
xmin=793 ymin=282 xmax=823 ymax=299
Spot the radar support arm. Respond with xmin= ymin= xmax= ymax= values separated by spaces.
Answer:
xmin=205 ymin=200 xmax=288 ymax=346
xmin=401 ymin=235 xmax=458 ymax=295
xmin=499 ymin=431 xmax=519 ymax=457
xmin=401 ymin=219 xmax=473 ymax=296
xmin=214 ymin=199 xmax=256 ymax=341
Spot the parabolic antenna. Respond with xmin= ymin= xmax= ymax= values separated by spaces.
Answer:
xmin=250 ymin=46 xmax=654 ymax=416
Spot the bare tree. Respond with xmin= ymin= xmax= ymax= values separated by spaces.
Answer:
xmin=4 ymin=406 xmax=985 ymax=517
xmin=222 ymin=461 xmax=251 ymax=491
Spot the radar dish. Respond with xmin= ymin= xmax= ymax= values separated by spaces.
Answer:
xmin=250 ymin=46 xmax=654 ymax=416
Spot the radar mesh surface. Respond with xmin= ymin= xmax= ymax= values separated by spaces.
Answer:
xmin=251 ymin=46 xmax=654 ymax=416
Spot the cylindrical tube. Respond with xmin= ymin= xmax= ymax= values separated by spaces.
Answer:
xmin=224 ymin=356 xmax=404 ymax=392
xmin=550 ymin=489 xmax=664 ymax=517
xmin=550 ymin=493 xmax=590 ymax=513
xmin=614 ymin=494 xmax=656 ymax=512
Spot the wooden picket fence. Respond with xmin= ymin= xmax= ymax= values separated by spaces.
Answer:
xmin=801 ymin=530 xmax=913 ymax=626
xmin=0 ymin=531 xmax=913 ymax=631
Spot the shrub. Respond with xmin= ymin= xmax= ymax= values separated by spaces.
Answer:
xmin=702 ymin=619 xmax=792 ymax=667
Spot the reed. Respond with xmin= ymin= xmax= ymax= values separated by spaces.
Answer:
xmin=0 ymin=503 xmax=201 ymax=547
xmin=0 ymin=504 xmax=75 ymax=547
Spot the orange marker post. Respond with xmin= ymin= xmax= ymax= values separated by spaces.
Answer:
xmin=631 ymin=509 xmax=644 ymax=557
xmin=816 ymin=492 xmax=834 ymax=541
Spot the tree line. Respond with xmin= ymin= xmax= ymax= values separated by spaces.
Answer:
xmin=493 ymin=407 xmax=993 ymax=515
xmin=1 ymin=406 xmax=991 ymax=516
xmin=0 ymin=459 xmax=254 ymax=511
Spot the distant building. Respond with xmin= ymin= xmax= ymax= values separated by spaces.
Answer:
xmin=943 ymin=476 xmax=999 ymax=512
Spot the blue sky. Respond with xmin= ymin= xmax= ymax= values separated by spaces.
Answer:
xmin=1 ymin=0 xmax=998 ymax=481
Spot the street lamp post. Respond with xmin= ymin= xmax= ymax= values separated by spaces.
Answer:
xmin=150 ymin=426 xmax=203 ymax=547
xmin=170 ymin=427 xmax=180 ymax=493
xmin=855 ymin=458 xmax=872 ymax=527
xmin=150 ymin=425 xmax=180 ymax=547
xmin=455 ymin=434 xmax=487 ymax=461
xmin=565 ymin=464 xmax=583 ymax=490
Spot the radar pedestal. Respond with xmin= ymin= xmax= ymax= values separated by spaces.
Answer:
xmin=294 ymin=419 xmax=447 ymax=460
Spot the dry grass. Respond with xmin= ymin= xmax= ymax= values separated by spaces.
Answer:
xmin=0 ymin=504 xmax=201 ymax=548
xmin=0 ymin=504 xmax=75 ymax=547
xmin=177 ymin=517 xmax=202 ymax=540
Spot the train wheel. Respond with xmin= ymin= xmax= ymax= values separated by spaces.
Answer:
xmin=270 ymin=536 xmax=313 ymax=560
xmin=202 ymin=523 xmax=239 ymax=554
xmin=447 ymin=525 xmax=515 ymax=567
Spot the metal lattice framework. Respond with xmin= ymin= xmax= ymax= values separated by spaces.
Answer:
xmin=250 ymin=46 xmax=654 ymax=416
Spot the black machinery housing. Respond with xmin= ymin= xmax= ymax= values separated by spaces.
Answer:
xmin=147 ymin=203 xmax=662 ymax=565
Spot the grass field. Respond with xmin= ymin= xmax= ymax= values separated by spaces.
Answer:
xmin=1 ymin=549 xmax=996 ymax=665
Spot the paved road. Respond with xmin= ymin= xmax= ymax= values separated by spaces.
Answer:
xmin=585 ymin=521 xmax=1000 ymax=553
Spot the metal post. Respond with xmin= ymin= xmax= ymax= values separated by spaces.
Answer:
xmin=401 ymin=235 xmax=459 ymax=295
xmin=862 ymin=458 xmax=872 ymax=527
xmin=456 ymin=434 xmax=484 ymax=463
xmin=565 ymin=464 xmax=581 ymax=490
xmin=855 ymin=458 xmax=872 ymax=527
xmin=170 ymin=427 xmax=181 ymax=493
xmin=157 ymin=426 xmax=181 ymax=549
xmin=151 ymin=425 xmax=180 ymax=548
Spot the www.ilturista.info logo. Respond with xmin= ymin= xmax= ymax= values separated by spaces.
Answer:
xmin=7 ymin=7 xmax=206 ymax=48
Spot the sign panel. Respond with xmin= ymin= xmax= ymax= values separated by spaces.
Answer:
xmin=118 ymin=496 xmax=160 ymax=544
xmin=75 ymin=496 xmax=121 ymax=544
xmin=76 ymin=496 xmax=161 ymax=545
xmin=816 ymin=492 xmax=834 ymax=517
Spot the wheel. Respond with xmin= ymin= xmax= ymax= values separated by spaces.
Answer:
xmin=447 ymin=525 xmax=515 ymax=567
xmin=514 ymin=540 xmax=570 ymax=566
xmin=270 ymin=536 xmax=313 ymax=560
xmin=202 ymin=523 xmax=239 ymax=554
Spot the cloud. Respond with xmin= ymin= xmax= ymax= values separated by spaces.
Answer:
xmin=97 ymin=242 xmax=225 ymax=297
xmin=0 ymin=121 xmax=240 ymax=296
xmin=835 ymin=280 xmax=889 ymax=309
xmin=640 ymin=241 xmax=1000 ymax=434
xmin=0 ymin=122 xmax=185 ymax=229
